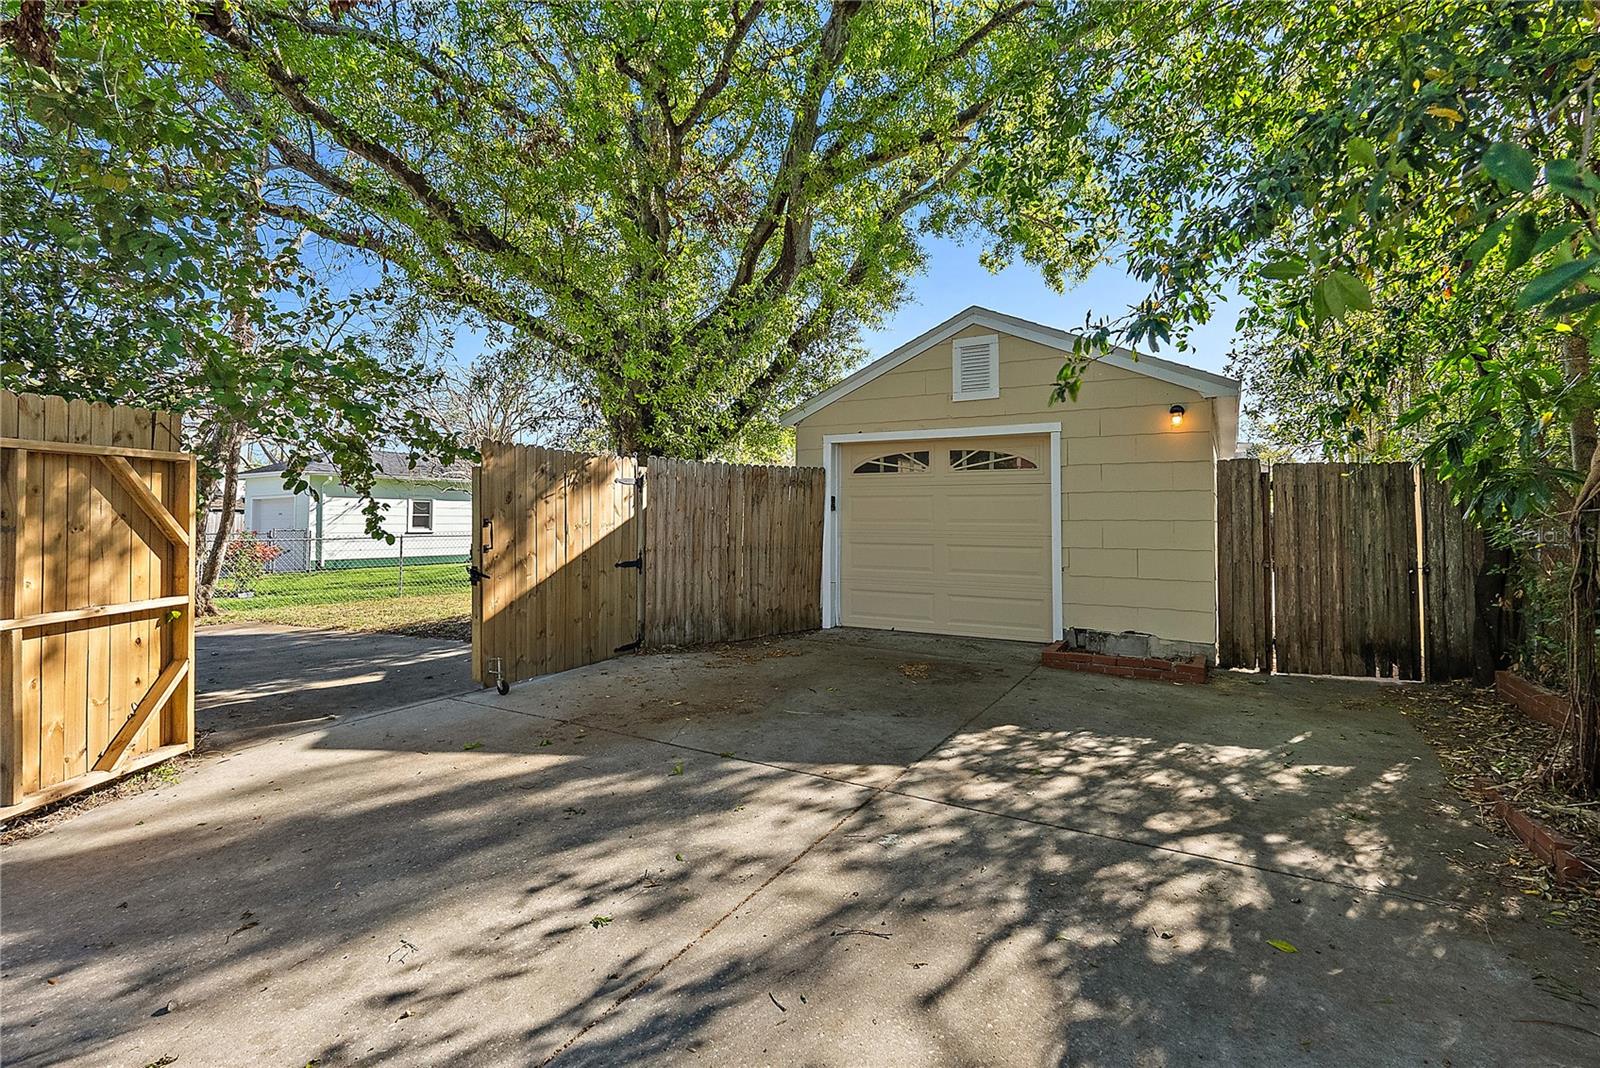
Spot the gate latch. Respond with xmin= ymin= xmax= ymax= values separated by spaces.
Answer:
xmin=466 ymin=564 xmax=491 ymax=585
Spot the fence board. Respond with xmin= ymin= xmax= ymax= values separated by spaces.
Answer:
xmin=1216 ymin=459 xmax=1267 ymax=669
xmin=1 ymin=390 xmax=194 ymax=817
xmin=1420 ymin=473 xmax=1484 ymax=680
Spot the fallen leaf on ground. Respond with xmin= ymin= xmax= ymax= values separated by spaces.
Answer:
xmin=1267 ymin=939 xmax=1298 ymax=953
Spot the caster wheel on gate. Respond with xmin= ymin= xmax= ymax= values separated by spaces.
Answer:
xmin=497 ymin=680 xmax=510 ymax=695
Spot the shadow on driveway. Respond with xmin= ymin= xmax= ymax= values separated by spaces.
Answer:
xmin=196 ymin=623 xmax=473 ymax=748
xmin=3 ymin=629 xmax=1596 ymax=1066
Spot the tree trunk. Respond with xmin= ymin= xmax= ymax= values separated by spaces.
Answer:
xmin=1565 ymin=331 xmax=1599 ymax=796
xmin=195 ymin=421 xmax=246 ymax=616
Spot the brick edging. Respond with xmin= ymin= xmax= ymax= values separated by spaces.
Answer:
xmin=1476 ymin=781 xmax=1597 ymax=886
xmin=1040 ymin=642 xmax=1208 ymax=684
xmin=1493 ymin=670 xmax=1570 ymax=729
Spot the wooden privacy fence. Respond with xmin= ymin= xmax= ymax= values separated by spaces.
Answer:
xmin=643 ymin=457 xmax=825 ymax=649
xmin=1 ymin=390 xmax=196 ymax=818
xmin=473 ymin=446 xmax=825 ymax=689
xmin=1217 ymin=458 xmax=1483 ymax=680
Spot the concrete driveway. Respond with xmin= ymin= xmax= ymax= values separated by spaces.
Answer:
xmin=196 ymin=623 xmax=472 ymax=747
xmin=3 ymin=630 xmax=1596 ymax=1066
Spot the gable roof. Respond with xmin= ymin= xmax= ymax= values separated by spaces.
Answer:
xmin=242 ymin=449 xmax=471 ymax=484
xmin=780 ymin=305 xmax=1240 ymax=426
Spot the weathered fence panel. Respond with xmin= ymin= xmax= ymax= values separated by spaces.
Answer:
xmin=1420 ymin=473 xmax=1485 ymax=681
xmin=474 ymin=444 xmax=639 ymax=688
xmin=1217 ymin=461 xmax=1486 ymax=680
xmin=643 ymin=458 xmax=825 ymax=648
xmin=1272 ymin=462 xmax=1421 ymax=678
xmin=1 ymin=390 xmax=195 ymax=818
xmin=1217 ymin=458 xmax=1270 ymax=671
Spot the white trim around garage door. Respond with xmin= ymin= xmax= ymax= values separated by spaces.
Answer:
xmin=820 ymin=422 xmax=1063 ymax=642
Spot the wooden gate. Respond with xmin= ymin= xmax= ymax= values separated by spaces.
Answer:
xmin=1 ymin=390 xmax=196 ymax=818
xmin=1272 ymin=462 xmax=1420 ymax=678
xmin=473 ymin=445 xmax=639 ymax=689
xmin=472 ymin=448 xmax=826 ymax=688
xmin=1218 ymin=459 xmax=1483 ymax=680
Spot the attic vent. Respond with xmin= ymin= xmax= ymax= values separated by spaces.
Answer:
xmin=951 ymin=335 xmax=999 ymax=401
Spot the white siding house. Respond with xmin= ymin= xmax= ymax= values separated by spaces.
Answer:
xmin=238 ymin=451 xmax=472 ymax=571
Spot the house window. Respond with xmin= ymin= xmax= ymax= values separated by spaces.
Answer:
xmin=852 ymin=451 xmax=930 ymax=474
xmin=951 ymin=334 xmax=1000 ymax=401
xmin=949 ymin=449 xmax=1036 ymax=471
xmin=408 ymin=498 xmax=434 ymax=532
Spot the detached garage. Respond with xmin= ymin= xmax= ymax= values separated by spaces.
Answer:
xmin=783 ymin=306 xmax=1240 ymax=660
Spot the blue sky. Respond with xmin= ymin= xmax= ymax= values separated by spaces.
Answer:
xmin=862 ymin=235 xmax=1246 ymax=378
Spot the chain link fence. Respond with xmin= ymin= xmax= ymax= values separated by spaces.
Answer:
xmin=212 ymin=529 xmax=472 ymax=629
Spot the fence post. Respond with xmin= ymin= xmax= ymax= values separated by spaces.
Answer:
xmin=397 ymin=533 xmax=406 ymax=593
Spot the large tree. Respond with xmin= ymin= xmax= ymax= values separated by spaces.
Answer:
xmin=1024 ymin=0 xmax=1600 ymax=790
xmin=56 ymin=0 xmax=1106 ymax=456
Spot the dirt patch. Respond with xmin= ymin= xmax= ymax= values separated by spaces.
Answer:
xmin=711 ymin=639 xmax=808 ymax=663
xmin=897 ymin=660 xmax=985 ymax=684
xmin=1398 ymin=682 xmax=1600 ymax=945
xmin=0 ymin=747 xmax=206 ymax=846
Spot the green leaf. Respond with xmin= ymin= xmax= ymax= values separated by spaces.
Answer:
xmin=1505 ymin=213 xmax=1539 ymax=271
xmin=462 ymin=741 xmax=484 ymax=751
xmin=1464 ymin=215 xmax=1514 ymax=265
xmin=1323 ymin=270 xmax=1372 ymax=318
xmin=1267 ymin=939 xmax=1298 ymax=953
xmin=1482 ymin=143 xmax=1535 ymax=192
xmin=1260 ymin=257 xmax=1307 ymax=280
xmin=1532 ymin=221 xmax=1582 ymax=258
xmin=1346 ymin=136 xmax=1376 ymax=168
xmin=1516 ymin=257 xmax=1599 ymax=309
xmin=1547 ymin=160 xmax=1597 ymax=206
xmin=1543 ymin=291 xmax=1600 ymax=318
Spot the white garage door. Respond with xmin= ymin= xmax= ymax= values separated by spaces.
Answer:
xmin=839 ymin=434 xmax=1052 ymax=642
xmin=251 ymin=495 xmax=296 ymax=533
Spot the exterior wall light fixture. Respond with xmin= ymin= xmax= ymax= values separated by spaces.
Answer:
xmin=1169 ymin=404 xmax=1186 ymax=428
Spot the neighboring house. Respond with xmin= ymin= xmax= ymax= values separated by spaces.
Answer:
xmin=782 ymin=305 xmax=1240 ymax=660
xmin=239 ymin=450 xmax=473 ymax=570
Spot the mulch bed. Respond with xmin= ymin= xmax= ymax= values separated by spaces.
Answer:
xmin=1397 ymin=682 xmax=1600 ymax=945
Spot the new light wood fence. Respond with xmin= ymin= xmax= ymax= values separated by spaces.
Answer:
xmin=643 ymin=457 xmax=825 ymax=649
xmin=1217 ymin=458 xmax=1485 ymax=680
xmin=1 ymin=390 xmax=195 ymax=818
xmin=473 ymin=446 xmax=639 ymax=685
xmin=473 ymin=448 xmax=825 ymax=688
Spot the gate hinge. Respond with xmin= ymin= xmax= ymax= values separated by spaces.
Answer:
xmin=830 ymin=495 xmax=837 ymax=512
xmin=616 ymin=475 xmax=645 ymax=487
xmin=615 ymin=557 xmax=643 ymax=570
xmin=613 ymin=639 xmax=642 ymax=653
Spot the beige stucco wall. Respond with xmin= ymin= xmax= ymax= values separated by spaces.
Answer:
xmin=794 ymin=325 xmax=1219 ymax=647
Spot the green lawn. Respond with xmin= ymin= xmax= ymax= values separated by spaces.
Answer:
xmin=208 ymin=563 xmax=470 ymax=640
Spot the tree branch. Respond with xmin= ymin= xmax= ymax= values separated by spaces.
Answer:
xmin=195 ymin=4 xmax=516 ymax=258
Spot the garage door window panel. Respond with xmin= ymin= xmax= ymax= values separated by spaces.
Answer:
xmin=949 ymin=449 xmax=1036 ymax=471
xmin=853 ymin=451 xmax=929 ymax=474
